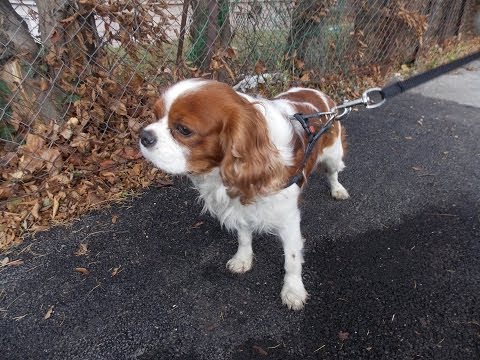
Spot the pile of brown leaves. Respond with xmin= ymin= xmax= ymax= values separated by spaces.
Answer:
xmin=0 ymin=106 xmax=171 ymax=250
xmin=0 ymin=0 xmax=177 ymax=251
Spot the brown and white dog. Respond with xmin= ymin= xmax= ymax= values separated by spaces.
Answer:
xmin=140 ymin=79 xmax=349 ymax=310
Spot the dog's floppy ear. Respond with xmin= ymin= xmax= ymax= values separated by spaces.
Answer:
xmin=220 ymin=103 xmax=284 ymax=204
xmin=153 ymin=99 xmax=165 ymax=119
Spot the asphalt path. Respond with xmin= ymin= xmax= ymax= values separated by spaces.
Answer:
xmin=1 ymin=63 xmax=480 ymax=359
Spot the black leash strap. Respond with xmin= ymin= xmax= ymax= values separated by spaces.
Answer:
xmin=382 ymin=50 xmax=480 ymax=98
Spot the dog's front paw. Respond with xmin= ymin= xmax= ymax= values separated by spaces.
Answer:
xmin=281 ymin=279 xmax=308 ymax=310
xmin=226 ymin=254 xmax=253 ymax=274
xmin=331 ymin=185 xmax=350 ymax=200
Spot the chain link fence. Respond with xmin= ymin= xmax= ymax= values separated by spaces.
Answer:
xmin=0 ymin=0 xmax=479 ymax=249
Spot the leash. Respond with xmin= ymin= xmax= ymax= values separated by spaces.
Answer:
xmin=286 ymin=50 xmax=480 ymax=187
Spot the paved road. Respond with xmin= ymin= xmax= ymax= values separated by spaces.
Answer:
xmin=1 ymin=63 xmax=480 ymax=359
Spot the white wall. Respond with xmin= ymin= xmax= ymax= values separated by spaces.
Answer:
xmin=9 ymin=0 xmax=292 ymax=43
xmin=10 ymin=1 xmax=40 ymax=38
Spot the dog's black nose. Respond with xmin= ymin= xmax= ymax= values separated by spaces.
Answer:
xmin=140 ymin=129 xmax=157 ymax=148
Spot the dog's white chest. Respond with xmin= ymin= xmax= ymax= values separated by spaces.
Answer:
xmin=190 ymin=172 xmax=300 ymax=233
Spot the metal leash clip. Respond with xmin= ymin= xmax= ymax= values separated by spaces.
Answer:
xmin=362 ymin=87 xmax=386 ymax=108
xmin=334 ymin=87 xmax=386 ymax=119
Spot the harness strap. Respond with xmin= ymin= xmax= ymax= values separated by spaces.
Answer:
xmin=286 ymin=112 xmax=337 ymax=187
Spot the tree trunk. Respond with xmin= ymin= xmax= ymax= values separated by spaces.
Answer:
xmin=189 ymin=0 xmax=209 ymax=68
xmin=455 ymin=0 xmax=478 ymax=36
xmin=1 ymin=0 xmax=101 ymax=128
xmin=0 ymin=1 xmax=61 ymax=128
xmin=422 ymin=0 xmax=474 ymax=51
xmin=474 ymin=0 xmax=480 ymax=34
xmin=188 ymin=0 xmax=232 ymax=70
xmin=0 ymin=1 xmax=38 ymax=64
xmin=36 ymin=0 xmax=100 ymax=77
xmin=354 ymin=0 xmax=426 ymax=66
xmin=286 ymin=0 xmax=334 ymax=61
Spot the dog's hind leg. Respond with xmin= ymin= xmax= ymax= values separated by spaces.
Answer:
xmin=326 ymin=169 xmax=349 ymax=200
xmin=320 ymin=123 xmax=349 ymax=200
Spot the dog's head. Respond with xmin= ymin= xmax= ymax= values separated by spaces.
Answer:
xmin=139 ymin=79 xmax=284 ymax=203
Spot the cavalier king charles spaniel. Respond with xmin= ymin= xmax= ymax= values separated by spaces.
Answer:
xmin=140 ymin=79 xmax=349 ymax=310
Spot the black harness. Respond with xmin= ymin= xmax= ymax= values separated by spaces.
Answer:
xmin=286 ymin=111 xmax=338 ymax=187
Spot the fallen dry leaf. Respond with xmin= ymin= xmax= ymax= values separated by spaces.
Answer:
xmin=191 ymin=221 xmax=204 ymax=229
xmin=294 ymin=58 xmax=305 ymax=70
xmin=40 ymin=78 xmax=49 ymax=91
xmin=9 ymin=259 xmax=24 ymax=266
xmin=59 ymin=126 xmax=73 ymax=140
xmin=100 ymin=159 xmax=116 ymax=170
xmin=300 ymin=72 xmax=310 ymax=82
xmin=223 ymin=47 xmax=237 ymax=59
xmin=74 ymin=243 xmax=89 ymax=256
xmin=1 ymin=258 xmax=24 ymax=267
xmin=52 ymin=197 xmax=60 ymax=219
xmin=19 ymin=153 xmax=44 ymax=173
xmin=67 ymin=117 xmax=79 ymax=126
xmin=338 ymin=331 xmax=350 ymax=341
xmin=252 ymin=345 xmax=268 ymax=356
xmin=254 ymin=60 xmax=266 ymax=75
xmin=110 ymin=100 xmax=128 ymax=116
xmin=23 ymin=134 xmax=45 ymax=154
xmin=1 ymin=257 xmax=10 ymax=267
xmin=121 ymin=147 xmax=142 ymax=160
xmin=75 ymin=267 xmax=90 ymax=276
xmin=111 ymin=214 xmax=119 ymax=224
xmin=86 ymin=192 xmax=104 ymax=206
xmin=128 ymin=118 xmax=142 ymax=132
xmin=9 ymin=170 xmax=24 ymax=180
xmin=70 ymin=133 xmax=90 ymax=151
xmin=210 ymin=59 xmax=221 ymax=71
xmin=44 ymin=305 xmax=54 ymax=320
xmin=31 ymin=202 xmax=40 ymax=219
xmin=0 ymin=185 xmax=14 ymax=200
xmin=111 ymin=266 xmax=122 ymax=277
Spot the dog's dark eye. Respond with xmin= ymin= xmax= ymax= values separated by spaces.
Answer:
xmin=175 ymin=124 xmax=192 ymax=137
